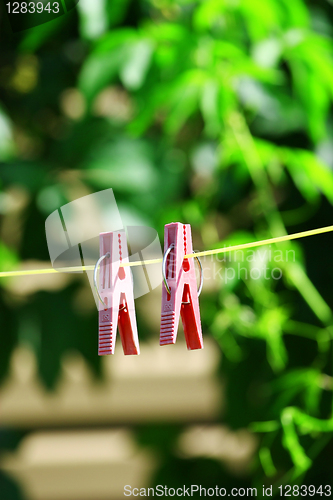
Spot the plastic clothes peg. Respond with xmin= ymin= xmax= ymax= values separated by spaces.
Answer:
xmin=160 ymin=223 xmax=203 ymax=350
xmin=95 ymin=230 xmax=140 ymax=356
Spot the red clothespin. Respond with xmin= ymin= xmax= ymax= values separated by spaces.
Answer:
xmin=160 ymin=223 xmax=203 ymax=350
xmin=94 ymin=230 xmax=140 ymax=356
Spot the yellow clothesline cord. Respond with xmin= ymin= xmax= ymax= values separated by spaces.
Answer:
xmin=0 ymin=224 xmax=333 ymax=278
xmin=185 ymin=224 xmax=333 ymax=259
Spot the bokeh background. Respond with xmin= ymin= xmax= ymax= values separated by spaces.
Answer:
xmin=1 ymin=0 xmax=333 ymax=498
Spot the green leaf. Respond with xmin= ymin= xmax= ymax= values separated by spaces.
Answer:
xmin=280 ymin=0 xmax=309 ymax=28
xmin=241 ymin=0 xmax=282 ymax=42
xmin=106 ymin=0 xmax=131 ymax=28
xmin=272 ymin=369 xmax=322 ymax=414
xmin=120 ymin=39 xmax=154 ymax=90
xmin=18 ymin=14 xmax=67 ymax=52
xmin=258 ymin=308 xmax=288 ymax=372
xmin=0 ymin=242 xmax=19 ymax=273
xmin=193 ymin=0 xmax=227 ymax=32
xmin=281 ymin=407 xmax=312 ymax=474
xmin=164 ymin=70 xmax=207 ymax=135
xmin=200 ymin=78 xmax=221 ymax=137
xmin=259 ymin=447 xmax=278 ymax=477
xmin=82 ymin=138 xmax=158 ymax=192
xmin=0 ymin=107 xmax=15 ymax=161
xmin=290 ymin=60 xmax=330 ymax=143
xmin=282 ymin=149 xmax=333 ymax=204
xmin=78 ymin=29 xmax=137 ymax=103
xmin=77 ymin=0 xmax=108 ymax=40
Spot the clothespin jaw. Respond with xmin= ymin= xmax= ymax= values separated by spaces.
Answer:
xmin=97 ymin=231 xmax=140 ymax=356
xmin=160 ymin=223 xmax=203 ymax=350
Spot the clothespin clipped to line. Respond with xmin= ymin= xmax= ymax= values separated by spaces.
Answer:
xmin=94 ymin=223 xmax=204 ymax=356
xmin=94 ymin=230 xmax=140 ymax=356
xmin=160 ymin=223 xmax=203 ymax=350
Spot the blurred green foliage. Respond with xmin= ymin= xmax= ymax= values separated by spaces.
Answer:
xmin=1 ymin=0 xmax=333 ymax=496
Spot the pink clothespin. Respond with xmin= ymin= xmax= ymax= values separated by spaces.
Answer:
xmin=94 ymin=231 xmax=140 ymax=356
xmin=160 ymin=223 xmax=204 ymax=350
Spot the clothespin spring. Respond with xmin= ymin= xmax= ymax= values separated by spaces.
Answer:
xmin=94 ymin=252 xmax=110 ymax=309
xmin=162 ymin=243 xmax=204 ymax=300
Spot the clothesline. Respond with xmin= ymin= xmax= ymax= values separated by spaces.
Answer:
xmin=0 ymin=224 xmax=333 ymax=278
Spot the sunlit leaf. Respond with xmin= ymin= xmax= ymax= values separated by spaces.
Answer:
xmin=77 ymin=0 xmax=108 ymax=40
xmin=0 ymin=107 xmax=15 ymax=161
xmin=164 ymin=70 xmax=206 ymax=134
xmin=120 ymin=39 xmax=154 ymax=90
